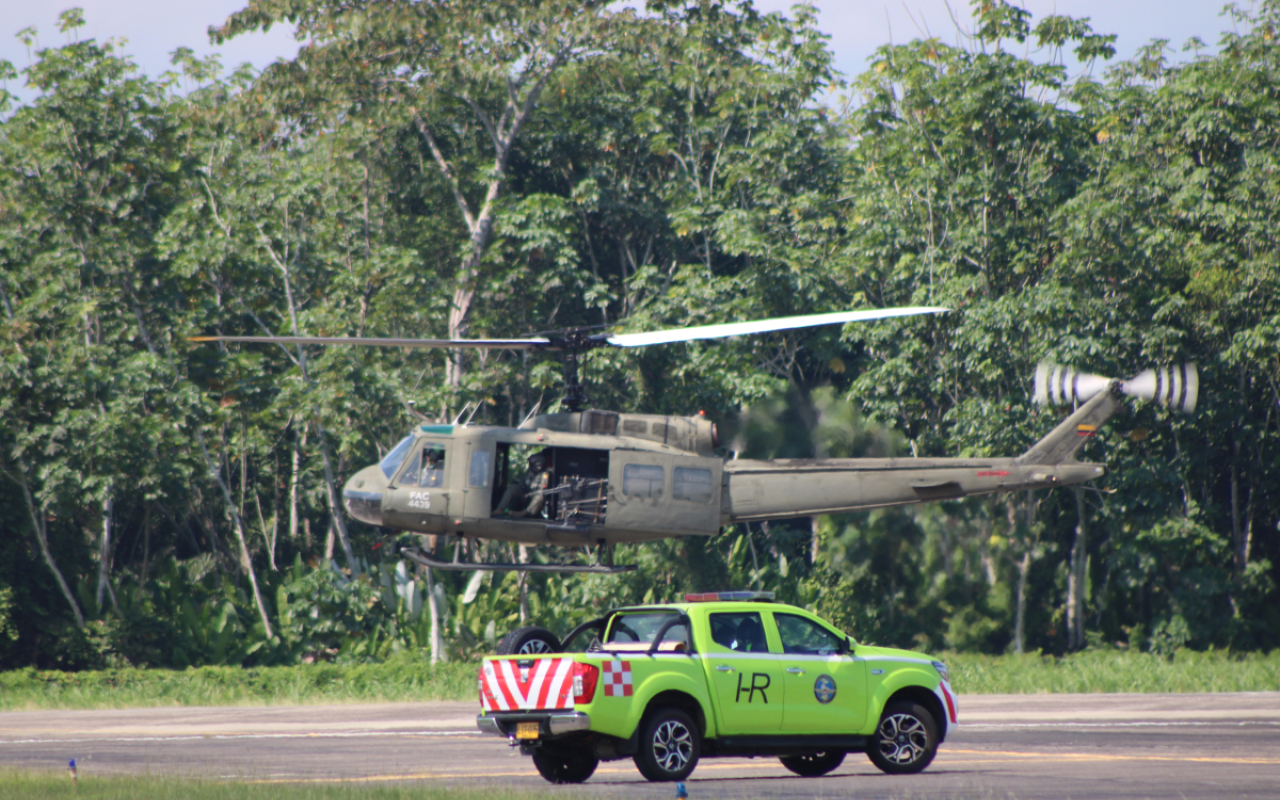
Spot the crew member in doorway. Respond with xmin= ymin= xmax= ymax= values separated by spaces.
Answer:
xmin=496 ymin=452 xmax=553 ymax=518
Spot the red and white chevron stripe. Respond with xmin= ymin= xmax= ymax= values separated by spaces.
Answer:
xmin=480 ymin=658 xmax=575 ymax=712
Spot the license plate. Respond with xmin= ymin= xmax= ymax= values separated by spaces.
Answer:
xmin=515 ymin=721 xmax=540 ymax=740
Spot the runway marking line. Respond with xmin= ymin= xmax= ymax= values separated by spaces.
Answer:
xmin=244 ymin=749 xmax=1280 ymax=784
xmin=941 ymin=749 xmax=1280 ymax=766
xmin=246 ymin=760 xmax=788 ymax=784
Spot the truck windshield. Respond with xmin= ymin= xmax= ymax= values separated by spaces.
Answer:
xmin=380 ymin=435 xmax=416 ymax=479
xmin=606 ymin=612 xmax=687 ymax=646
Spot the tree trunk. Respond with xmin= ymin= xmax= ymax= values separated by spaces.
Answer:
xmin=12 ymin=461 xmax=85 ymax=629
xmin=410 ymin=54 xmax=564 ymax=388
xmin=96 ymin=494 xmax=119 ymax=613
xmin=517 ymin=545 xmax=530 ymax=623
xmin=1067 ymin=488 xmax=1088 ymax=651
xmin=290 ymin=421 xmax=305 ymax=544
xmin=423 ymin=565 xmax=442 ymax=665
xmin=315 ymin=425 xmax=357 ymax=570
xmin=1014 ymin=548 xmax=1031 ymax=655
xmin=195 ymin=429 xmax=275 ymax=639
xmin=1010 ymin=492 xmax=1039 ymax=655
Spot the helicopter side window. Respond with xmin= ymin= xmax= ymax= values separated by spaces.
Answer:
xmin=380 ymin=435 xmax=416 ymax=480
xmin=469 ymin=451 xmax=492 ymax=488
xmin=672 ymin=467 xmax=713 ymax=503
xmin=622 ymin=464 xmax=664 ymax=499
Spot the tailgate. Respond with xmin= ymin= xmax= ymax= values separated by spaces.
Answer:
xmin=480 ymin=657 xmax=576 ymax=712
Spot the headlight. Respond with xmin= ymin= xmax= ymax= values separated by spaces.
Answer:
xmin=932 ymin=660 xmax=950 ymax=684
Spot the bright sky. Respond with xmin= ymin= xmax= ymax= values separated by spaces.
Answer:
xmin=0 ymin=0 xmax=1237 ymax=102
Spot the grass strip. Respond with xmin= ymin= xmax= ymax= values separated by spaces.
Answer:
xmin=1 ymin=648 xmax=1277 ymax=712
xmin=0 ymin=652 xmax=477 ymax=711
xmin=0 ymin=770 xmax=554 ymax=800
xmin=946 ymin=648 xmax=1280 ymax=694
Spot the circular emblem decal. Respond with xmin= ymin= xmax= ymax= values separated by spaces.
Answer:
xmin=814 ymin=674 xmax=837 ymax=704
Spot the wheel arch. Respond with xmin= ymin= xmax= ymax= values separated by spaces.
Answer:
xmin=884 ymin=685 xmax=948 ymax=743
xmin=642 ymin=689 xmax=709 ymax=739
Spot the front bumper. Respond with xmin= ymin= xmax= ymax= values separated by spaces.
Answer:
xmin=476 ymin=711 xmax=591 ymax=738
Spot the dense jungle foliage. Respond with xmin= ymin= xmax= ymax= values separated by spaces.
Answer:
xmin=1 ymin=0 xmax=1278 ymax=672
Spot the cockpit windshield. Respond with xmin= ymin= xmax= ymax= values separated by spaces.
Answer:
xmin=380 ymin=435 xmax=416 ymax=479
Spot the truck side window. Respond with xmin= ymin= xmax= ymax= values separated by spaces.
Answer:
xmin=775 ymin=613 xmax=845 ymax=655
xmin=709 ymin=612 xmax=769 ymax=653
xmin=622 ymin=463 xmax=664 ymax=498
xmin=672 ymin=467 xmax=713 ymax=503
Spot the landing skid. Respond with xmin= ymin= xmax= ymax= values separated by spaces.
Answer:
xmin=399 ymin=546 xmax=637 ymax=575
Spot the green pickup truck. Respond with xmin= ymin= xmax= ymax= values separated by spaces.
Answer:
xmin=476 ymin=591 xmax=957 ymax=784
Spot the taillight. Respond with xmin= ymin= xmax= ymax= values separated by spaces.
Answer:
xmin=572 ymin=662 xmax=599 ymax=704
xmin=477 ymin=668 xmax=486 ymax=705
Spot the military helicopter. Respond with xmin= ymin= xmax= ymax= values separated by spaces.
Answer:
xmin=194 ymin=308 xmax=1198 ymax=574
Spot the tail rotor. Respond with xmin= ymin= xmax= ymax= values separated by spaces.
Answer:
xmin=1034 ymin=363 xmax=1198 ymax=413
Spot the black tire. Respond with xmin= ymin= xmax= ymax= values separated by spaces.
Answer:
xmin=633 ymin=707 xmax=700 ymax=782
xmin=779 ymin=751 xmax=845 ymax=777
xmin=532 ymin=748 xmax=599 ymax=784
xmin=866 ymin=700 xmax=939 ymax=775
xmin=495 ymin=626 xmax=562 ymax=655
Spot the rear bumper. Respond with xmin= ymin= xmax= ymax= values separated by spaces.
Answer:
xmin=476 ymin=711 xmax=591 ymax=738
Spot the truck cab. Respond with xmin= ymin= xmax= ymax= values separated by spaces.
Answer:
xmin=475 ymin=592 xmax=957 ymax=784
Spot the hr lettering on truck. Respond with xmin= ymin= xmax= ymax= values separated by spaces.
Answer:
xmin=735 ymin=672 xmax=771 ymax=703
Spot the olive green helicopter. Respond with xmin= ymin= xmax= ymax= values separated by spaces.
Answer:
xmin=194 ymin=308 xmax=1198 ymax=574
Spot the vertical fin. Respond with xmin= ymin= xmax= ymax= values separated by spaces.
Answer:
xmin=1015 ymin=382 xmax=1122 ymax=466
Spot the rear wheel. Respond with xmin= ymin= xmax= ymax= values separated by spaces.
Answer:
xmin=633 ymin=707 xmax=700 ymax=782
xmin=495 ymin=626 xmax=562 ymax=655
xmin=867 ymin=700 xmax=938 ymax=775
xmin=532 ymin=748 xmax=598 ymax=784
xmin=779 ymin=751 xmax=845 ymax=777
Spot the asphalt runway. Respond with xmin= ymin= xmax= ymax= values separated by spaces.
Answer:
xmin=2 ymin=693 xmax=1278 ymax=798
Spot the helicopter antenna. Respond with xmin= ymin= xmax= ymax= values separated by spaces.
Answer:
xmin=462 ymin=403 xmax=482 ymax=426
xmin=518 ymin=400 xmax=542 ymax=428
xmin=450 ymin=402 xmax=474 ymax=426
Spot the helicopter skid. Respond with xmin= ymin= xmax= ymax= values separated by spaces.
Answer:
xmin=399 ymin=546 xmax=637 ymax=575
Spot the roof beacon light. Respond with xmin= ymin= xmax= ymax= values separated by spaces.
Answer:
xmin=683 ymin=591 xmax=775 ymax=602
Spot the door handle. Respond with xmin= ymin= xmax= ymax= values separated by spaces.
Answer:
xmin=786 ymin=667 xmax=806 ymax=674
xmin=715 ymin=665 xmax=734 ymax=672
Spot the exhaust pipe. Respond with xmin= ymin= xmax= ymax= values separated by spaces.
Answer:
xmin=1034 ymin=363 xmax=1198 ymax=414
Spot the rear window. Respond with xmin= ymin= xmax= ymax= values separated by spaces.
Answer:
xmin=606 ymin=612 xmax=687 ymax=646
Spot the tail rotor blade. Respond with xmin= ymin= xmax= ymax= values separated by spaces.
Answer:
xmin=1122 ymin=363 xmax=1198 ymax=413
xmin=1034 ymin=363 xmax=1113 ymax=406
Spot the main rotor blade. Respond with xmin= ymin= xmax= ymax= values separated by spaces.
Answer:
xmin=189 ymin=335 xmax=552 ymax=351
xmin=604 ymin=306 xmax=950 ymax=348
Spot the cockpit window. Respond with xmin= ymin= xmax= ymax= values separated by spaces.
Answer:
xmin=380 ymin=435 xmax=416 ymax=479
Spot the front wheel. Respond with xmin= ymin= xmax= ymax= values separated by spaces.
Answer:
xmin=495 ymin=626 xmax=562 ymax=655
xmin=779 ymin=751 xmax=845 ymax=777
xmin=532 ymin=748 xmax=598 ymax=784
xmin=633 ymin=707 xmax=700 ymax=782
xmin=867 ymin=700 xmax=938 ymax=775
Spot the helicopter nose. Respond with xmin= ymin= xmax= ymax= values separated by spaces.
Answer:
xmin=343 ymin=466 xmax=386 ymax=527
